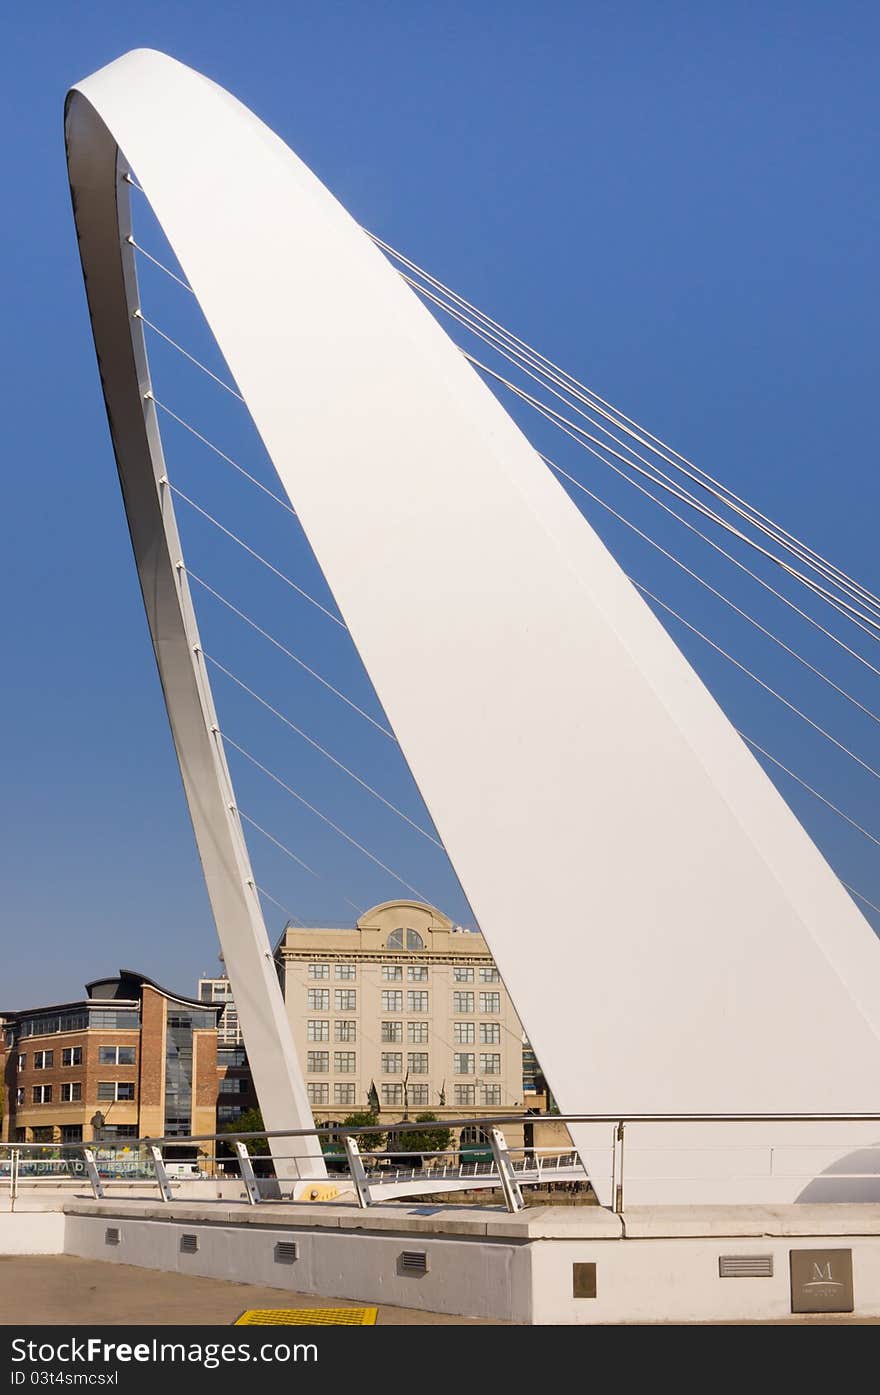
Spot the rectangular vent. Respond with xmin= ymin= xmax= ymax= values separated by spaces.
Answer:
xmin=274 ymin=1241 xmax=298 ymax=1265
xmin=719 ymin=1254 xmax=774 ymax=1279
xmin=104 ymin=1227 xmax=120 ymax=1247
xmin=180 ymin=1233 xmax=199 ymax=1255
xmin=398 ymin=1250 xmax=428 ymax=1277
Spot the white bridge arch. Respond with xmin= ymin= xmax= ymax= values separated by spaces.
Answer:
xmin=65 ymin=49 xmax=880 ymax=1203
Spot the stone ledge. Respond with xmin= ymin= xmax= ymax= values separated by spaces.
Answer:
xmin=621 ymin=1203 xmax=880 ymax=1238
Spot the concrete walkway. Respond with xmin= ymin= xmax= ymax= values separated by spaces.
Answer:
xmin=0 ymin=1256 xmax=504 ymax=1325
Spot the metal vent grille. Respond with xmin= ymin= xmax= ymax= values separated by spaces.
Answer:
xmin=719 ymin=1254 xmax=774 ymax=1278
xmin=274 ymin=1241 xmax=298 ymax=1265
xmin=180 ymin=1233 xmax=199 ymax=1254
xmin=398 ymin=1250 xmax=428 ymax=1276
xmin=104 ymin=1227 xmax=120 ymax=1246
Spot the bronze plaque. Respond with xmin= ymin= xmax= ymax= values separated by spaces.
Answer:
xmin=790 ymin=1248 xmax=854 ymax=1313
xmin=572 ymin=1262 xmax=597 ymax=1298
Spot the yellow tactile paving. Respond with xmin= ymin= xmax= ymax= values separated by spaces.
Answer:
xmin=235 ymin=1307 xmax=378 ymax=1325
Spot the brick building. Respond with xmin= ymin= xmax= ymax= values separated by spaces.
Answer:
xmin=1 ymin=970 xmax=221 ymax=1147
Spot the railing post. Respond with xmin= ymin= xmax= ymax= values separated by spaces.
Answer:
xmin=82 ymin=1149 xmax=105 ymax=1201
xmin=234 ymin=1140 xmax=261 ymax=1206
xmin=10 ymin=1149 xmax=18 ymax=1205
xmin=613 ymin=1120 xmax=626 ymax=1214
xmin=149 ymin=1146 xmax=173 ymax=1203
xmin=343 ymin=1135 xmax=372 ymax=1209
xmin=490 ymin=1128 xmax=525 ymax=1214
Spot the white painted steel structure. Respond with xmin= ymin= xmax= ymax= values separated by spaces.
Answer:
xmin=65 ymin=49 xmax=880 ymax=1204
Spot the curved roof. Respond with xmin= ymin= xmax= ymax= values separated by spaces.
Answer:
xmin=355 ymin=899 xmax=454 ymax=931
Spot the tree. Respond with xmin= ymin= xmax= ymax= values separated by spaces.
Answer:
xmin=396 ymin=1113 xmax=452 ymax=1159
xmin=340 ymin=1111 xmax=385 ymax=1153
xmin=220 ymin=1107 xmax=269 ymax=1156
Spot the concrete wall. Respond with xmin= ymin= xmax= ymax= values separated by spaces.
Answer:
xmin=0 ymin=1213 xmax=65 ymax=1254
xmin=63 ymin=1213 xmax=533 ymax=1322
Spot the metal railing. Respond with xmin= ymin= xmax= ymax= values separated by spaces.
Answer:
xmin=4 ymin=1111 xmax=880 ymax=1214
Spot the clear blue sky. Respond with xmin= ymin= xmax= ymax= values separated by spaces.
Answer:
xmin=2 ymin=2 xmax=879 ymax=1007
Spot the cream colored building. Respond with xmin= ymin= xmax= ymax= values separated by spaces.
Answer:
xmin=275 ymin=900 xmax=527 ymax=1139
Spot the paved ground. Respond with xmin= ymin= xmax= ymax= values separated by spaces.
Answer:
xmin=0 ymin=1256 xmax=503 ymax=1325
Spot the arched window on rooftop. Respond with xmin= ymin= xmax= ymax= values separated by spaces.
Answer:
xmin=386 ymin=927 xmax=424 ymax=951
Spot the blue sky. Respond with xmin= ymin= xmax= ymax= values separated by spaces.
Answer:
xmin=2 ymin=2 xmax=879 ymax=1006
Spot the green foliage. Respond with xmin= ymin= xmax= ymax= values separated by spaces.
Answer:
xmin=340 ymin=1111 xmax=385 ymax=1152
xmin=396 ymin=1112 xmax=452 ymax=1158
xmin=220 ymin=1107 xmax=269 ymax=1155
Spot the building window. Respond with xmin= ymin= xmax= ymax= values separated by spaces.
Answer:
xmin=334 ymin=1083 xmax=356 ymax=1107
xmin=381 ymin=965 xmax=403 ymax=981
xmin=381 ymin=991 xmax=403 ymax=1013
xmin=217 ymin=1105 xmax=245 ymax=1122
xmin=32 ymin=1085 xmax=52 ymax=1104
xmin=407 ymin=1022 xmax=429 ymax=1044
xmin=335 ymin=964 xmax=356 ymax=980
xmin=61 ymin=1047 xmax=83 ymax=1067
xmin=218 ymin=1048 xmax=247 ymax=1068
xmin=60 ymin=1083 xmax=82 ymax=1102
xmin=334 ymin=989 xmax=357 ymax=1012
xmin=479 ymin=1022 xmax=501 ymax=1044
xmin=306 ymin=1052 xmax=329 ymax=1074
xmin=98 ymin=1082 xmax=135 ymax=1102
xmin=453 ymin=966 xmax=474 ymax=983
xmin=34 ymin=1051 xmax=54 ymax=1070
xmin=479 ymin=1053 xmax=501 ymax=1075
xmin=308 ymin=963 xmax=330 ymax=979
xmin=454 ymin=1085 xmax=475 ymax=1106
xmin=307 ymin=989 xmax=330 ymax=1011
xmin=453 ymin=992 xmax=474 ymax=1014
xmin=381 ymin=1084 xmax=403 ymax=1105
xmin=307 ymin=1083 xmax=329 ymax=1106
xmin=479 ymin=967 xmax=500 ymax=983
xmin=61 ymin=1125 xmax=83 ymax=1144
xmin=454 ymin=1022 xmax=475 ymax=1044
xmin=481 ymin=1084 xmax=502 ymax=1105
xmin=407 ymin=991 xmax=429 ymax=1013
xmin=479 ymin=992 xmax=501 ymax=1014
xmin=409 ymin=1084 xmax=429 ymax=1107
xmin=407 ymin=966 xmax=429 ymax=982
xmin=334 ymin=1052 xmax=356 ymax=1074
xmin=88 ymin=1011 xmax=140 ymax=1031
xmin=98 ymin=1046 xmax=136 ymax=1065
xmin=15 ymin=1088 xmax=24 ymax=1106
xmin=381 ymin=1021 xmax=403 ymax=1043
xmin=454 ymin=1053 xmax=475 ymax=1075
xmin=32 ymin=1126 xmax=55 ymax=1143
xmin=219 ymin=1078 xmax=243 ymax=1094
xmin=386 ymin=928 xmax=424 ymax=951
xmin=407 ymin=1053 xmax=429 ymax=1075
xmin=335 ymin=1020 xmax=357 ymax=1042
xmin=16 ymin=1054 xmax=25 ymax=1070
xmin=307 ymin=1020 xmax=329 ymax=1042
xmin=381 ymin=1052 xmax=403 ymax=1075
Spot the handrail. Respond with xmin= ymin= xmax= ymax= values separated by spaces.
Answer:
xmin=5 ymin=1114 xmax=879 ymax=1217
xmin=4 ymin=1110 xmax=880 ymax=1152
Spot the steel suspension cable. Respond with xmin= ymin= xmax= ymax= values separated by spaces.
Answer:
xmin=223 ymin=733 xmax=431 ymax=901
xmin=204 ymin=650 xmax=443 ymax=846
xmin=371 ymin=232 xmax=880 ymax=624
xmin=185 ymin=569 xmax=395 ymax=739
xmin=633 ymin=582 xmax=880 ymax=784
xmin=467 ymin=352 xmax=880 ymax=642
xmin=168 ymin=482 xmax=344 ymax=626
